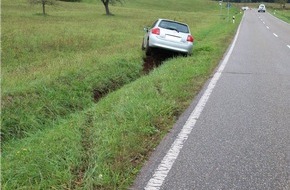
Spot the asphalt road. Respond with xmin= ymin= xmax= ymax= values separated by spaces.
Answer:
xmin=133 ymin=10 xmax=290 ymax=190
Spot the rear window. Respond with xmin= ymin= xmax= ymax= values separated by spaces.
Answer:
xmin=158 ymin=20 xmax=189 ymax=33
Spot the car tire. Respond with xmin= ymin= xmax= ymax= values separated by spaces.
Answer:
xmin=145 ymin=39 xmax=151 ymax=56
xmin=183 ymin=52 xmax=191 ymax=57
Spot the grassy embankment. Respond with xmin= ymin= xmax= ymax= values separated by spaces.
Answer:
xmin=2 ymin=0 xmax=241 ymax=189
xmin=269 ymin=4 xmax=290 ymax=23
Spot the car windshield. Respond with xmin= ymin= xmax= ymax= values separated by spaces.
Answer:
xmin=158 ymin=20 xmax=189 ymax=33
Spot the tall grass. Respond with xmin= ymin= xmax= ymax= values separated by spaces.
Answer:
xmin=2 ymin=0 xmax=145 ymax=141
xmin=2 ymin=0 xmax=241 ymax=189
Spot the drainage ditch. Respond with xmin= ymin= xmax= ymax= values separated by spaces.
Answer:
xmin=79 ymin=49 xmax=183 ymax=187
xmin=142 ymin=49 xmax=181 ymax=74
xmin=92 ymin=49 xmax=180 ymax=102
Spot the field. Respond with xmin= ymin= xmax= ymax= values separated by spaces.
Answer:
xmin=1 ymin=0 xmax=241 ymax=189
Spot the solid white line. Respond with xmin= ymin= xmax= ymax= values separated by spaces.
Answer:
xmin=144 ymin=13 xmax=245 ymax=190
xmin=273 ymin=33 xmax=278 ymax=37
xmin=268 ymin=12 xmax=290 ymax=26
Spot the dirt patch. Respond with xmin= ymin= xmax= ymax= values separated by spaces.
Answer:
xmin=93 ymin=89 xmax=108 ymax=102
xmin=142 ymin=49 xmax=180 ymax=74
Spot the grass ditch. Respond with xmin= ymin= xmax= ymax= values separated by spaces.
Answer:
xmin=2 ymin=57 xmax=142 ymax=142
xmin=2 ymin=0 xmax=242 ymax=189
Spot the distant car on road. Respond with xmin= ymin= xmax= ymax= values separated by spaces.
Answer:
xmin=258 ymin=4 xmax=266 ymax=12
xmin=242 ymin=6 xmax=249 ymax=11
xmin=142 ymin=19 xmax=194 ymax=56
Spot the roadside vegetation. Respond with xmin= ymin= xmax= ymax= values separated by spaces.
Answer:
xmin=2 ymin=0 xmax=241 ymax=189
xmin=269 ymin=4 xmax=290 ymax=23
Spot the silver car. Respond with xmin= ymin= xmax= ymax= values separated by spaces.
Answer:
xmin=258 ymin=4 xmax=266 ymax=12
xmin=142 ymin=19 xmax=194 ymax=56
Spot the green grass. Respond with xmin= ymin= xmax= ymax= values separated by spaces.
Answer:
xmin=2 ymin=0 xmax=241 ymax=189
xmin=271 ymin=8 xmax=290 ymax=23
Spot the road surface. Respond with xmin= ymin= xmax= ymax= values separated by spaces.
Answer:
xmin=133 ymin=10 xmax=290 ymax=190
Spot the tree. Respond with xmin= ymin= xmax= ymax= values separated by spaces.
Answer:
xmin=29 ymin=0 xmax=56 ymax=15
xmin=101 ymin=0 xmax=123 ymax=15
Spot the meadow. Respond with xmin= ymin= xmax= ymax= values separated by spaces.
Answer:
xmin=2 ymin=0 xmax=241 ymax=189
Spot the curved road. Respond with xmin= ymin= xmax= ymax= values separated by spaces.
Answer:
xmin=133 ymin=10 xmax=290 ymax=190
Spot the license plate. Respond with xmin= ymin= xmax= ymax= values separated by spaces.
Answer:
xmin=165 ymin=35 xmax=181 ymax=42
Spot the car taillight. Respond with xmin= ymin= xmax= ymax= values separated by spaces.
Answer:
xmin=151 ymin=28 xmax=160 ymax=35
xmin=187 ymin=35 xmax=194 ymax=42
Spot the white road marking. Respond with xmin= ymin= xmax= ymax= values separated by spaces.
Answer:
xmin=266 ymin=26 xmax=270 ymax=29
xmin=144 ymin=12 xmax=244 ymax=190
xmin=273 ymin=33 xmax=278 ymax=37
xmin=287 ymin=45 xmax=290 ymax=49
xmin=269 ymin=12 xmax=290 ymax=26
xmin=263 ymin=21 xmax=265 ymax=24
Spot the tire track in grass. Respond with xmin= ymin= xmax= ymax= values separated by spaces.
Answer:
xmin=71 ymin=112 xmax=95 ymax=189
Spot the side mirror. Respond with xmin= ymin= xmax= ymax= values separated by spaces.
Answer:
xmin=144 ymin=27 xmax=149 ymax=32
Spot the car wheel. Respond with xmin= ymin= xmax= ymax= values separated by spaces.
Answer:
xmin=145 ymin=39 xmax=151 ymax=56
xmin=183 ymin=52 xmax=191 ymax=57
